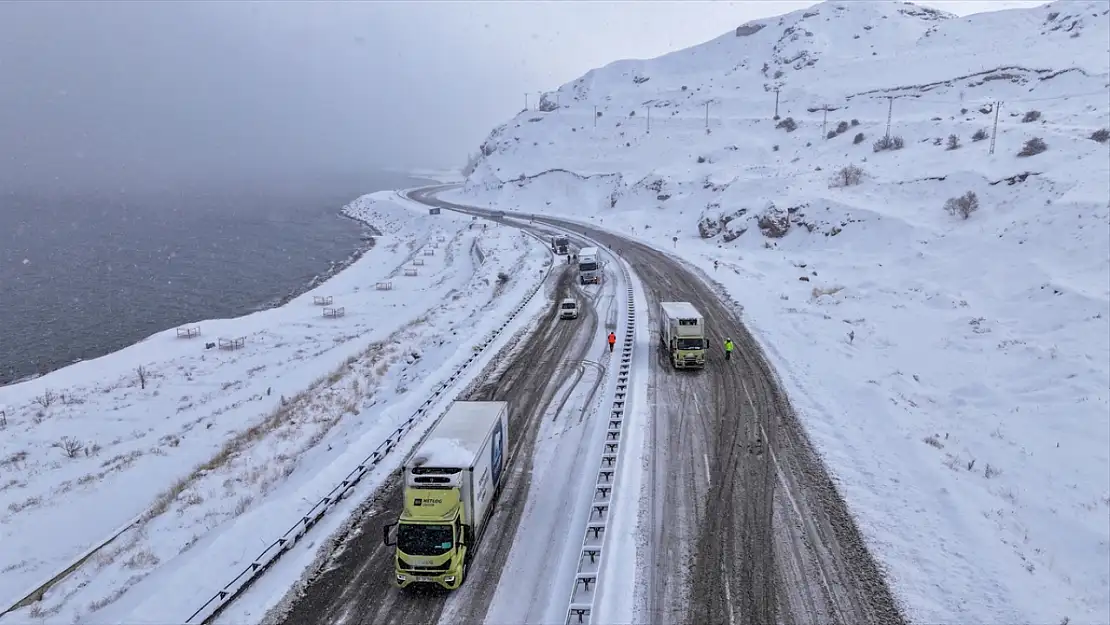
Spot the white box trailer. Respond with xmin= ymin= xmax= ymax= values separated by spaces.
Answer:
xmin=384 ymin=401 xmax=509 ymax=589
xmin=659 ymin=301 xmax=706 ymax=369
xmin=577 ymin=246 xmax=601 ymax=285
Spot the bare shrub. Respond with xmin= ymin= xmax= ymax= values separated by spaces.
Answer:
xmin=1090 ymin=128 xmax=1110 ymax=143
xmin=972 ymin=128 xmax=989 ymax=142
xmin=33 ymin=389 xmax=57 ymax=409
xmin=52 ymin=436 xmax=84 ymax=458
xmin=835 ymin=120 xmax=849 ymax=134
xmin=1 ymin=450 xmax=28 ymax=469
xmin=984 ymin=463 xmax=1002 ymax=479
xmin=853 ymin=132 xmax=865 ymax=145
xmin=826 ymin=130 xmax=837 ymax=139
xmin=946 ymin=134 xmax=960 ymax=150
xmin=811 ymin=285 xmax=844 ymax=299
xmin=123 ymin=549 xmax=160 ymax=570
xmin=136 ymin=366 xmax=147 ymax=390
xmin=873 ymin=135 xmax=905 ymax=152
xmin=850 ymin=119 xmax=859 ymax=127
xmin=496 ymin=271 xmax=510 ymax=284
xmin=1021 ymin=110 xmax=1041 ymax=123
xmin=776 ymin=117 xmax=797 ymax=132
xmin=830 ymin=164 xmax=865 ymax=188
xmin=944 ymin=191 xmax=980 ymax=219
xmin=1018 ymin=137 xmax=1047 ymax=157
xmin=233 ymin=494 xmax=255 ymax=516
xmin=923 ymin=434 xmax=944 ymax=449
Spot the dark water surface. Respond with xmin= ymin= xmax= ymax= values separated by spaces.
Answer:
xmin=0 ymin=172 xmax=428 ymax=385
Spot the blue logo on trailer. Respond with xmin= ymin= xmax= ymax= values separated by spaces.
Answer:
xmin=490 ymin=418 xmax=505 ymax=487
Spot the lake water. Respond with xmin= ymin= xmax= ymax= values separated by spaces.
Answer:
xmin=0 ymin=172 xmax=427 ymax=385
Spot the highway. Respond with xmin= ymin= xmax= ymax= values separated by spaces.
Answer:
xmin=270 ymin=250 xmax=617 ymax=625
xmin=415 ymin=189 xmax=908 ymax=625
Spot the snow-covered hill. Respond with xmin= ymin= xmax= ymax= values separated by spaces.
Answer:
xmin=448 ymin=1 xmax=1110 ymax=623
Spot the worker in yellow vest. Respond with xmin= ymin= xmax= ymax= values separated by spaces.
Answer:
xmin=724 ymin=337 xmax=735 ymax=361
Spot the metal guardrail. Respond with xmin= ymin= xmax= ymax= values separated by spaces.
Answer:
xmin=564 ymin=258 xmax=636 ymax=625
xmin=183 ymin=236 xmax=554 ymax=624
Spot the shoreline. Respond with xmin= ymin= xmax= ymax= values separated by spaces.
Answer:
xmin=1 ymin=194 xmax=397 ymax=390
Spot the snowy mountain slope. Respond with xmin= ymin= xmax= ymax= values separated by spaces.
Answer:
xmin=449 ymin=1 xmax=1110 ymax=624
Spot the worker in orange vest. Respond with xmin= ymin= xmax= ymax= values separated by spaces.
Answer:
xmin=607 ymin=331 xmax=616 ymax=353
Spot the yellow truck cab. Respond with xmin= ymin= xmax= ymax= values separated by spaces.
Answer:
xmin=383 ymin=401 xmax=509 ymax=590
xmin=660 ymin=301 xmax=707 ymax=369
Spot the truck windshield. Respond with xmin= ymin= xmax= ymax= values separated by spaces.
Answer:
xmin=677 ymin=338 xmax=704 ymax=350
xmin=397 ymin=523 xmax=453 ymax=556
xmin=579 ymin=263 xmax=598 ymax=272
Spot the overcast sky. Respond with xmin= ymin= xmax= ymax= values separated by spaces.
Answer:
xmin=0 ymin=0 xmax=1047 ymax=190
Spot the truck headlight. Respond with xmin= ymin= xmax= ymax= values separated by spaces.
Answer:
xmin=397 ymin=574 xmax=407 ymax=582
xmin=444 ymin=576 xmax=456 ymax=583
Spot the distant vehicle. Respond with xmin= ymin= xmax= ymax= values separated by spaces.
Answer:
xmin=559 ymin=297 xmax=579 ymax=320
xmin=492 ymin=210 xmax=506 ymax=219
xmin=577 ymin=246 xmax=600 ymax=285
xmin=659 ymin=302 xmax=706 ymax=369
xmin=383 ymin=401 xmax=510 ymax=590
xmin=550 ymin=236 xmax=570 ymax=255
xmin=428 ymin=207 xmax=441 ymax=215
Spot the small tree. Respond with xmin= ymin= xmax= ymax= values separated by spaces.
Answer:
xmin=33 ymin=390 xmax=57 ymax=409
xmin=1018 ymin=137 xmax=1047 ymax=157
xmin=1090 ymin=128 xmax=1109 ymax=143
xmin=52 ymin=436 xmax=84 ymax=459
xmin=776 ymin=117 xmax=798 ymax=132
xmin=944 ymin=191 xmax=980 ymax=219
xmin=850 ymin=119 xmax=860 ymax=127
xmin=873 ymin=135 xmax=905 ymax=152
xmin=826 ymin=130 xmax=838 ymax=140
xmin=972 ymin=128 xmax=989 ymax=142
xmin=946 ymin=134 xmax=960 ymax=150
xmin=830 ymin=164 xmax=865 ymax=188
xmin=853 ymin=132 xmax=865 ymax=145
xmin=1021 ymin=110 xmax=1042 ymax=123
xmin=835 ymin=120 xmax=849 ymax=134
xmin=136 ymin=365 xmax=147 ymax=390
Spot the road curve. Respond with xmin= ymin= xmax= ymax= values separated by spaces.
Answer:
xmin=415 ymin=189 xmax=908 ymax=625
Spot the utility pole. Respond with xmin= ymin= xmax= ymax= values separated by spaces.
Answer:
xmin=524 ymin=93 xmax=529 ymax=111
xmin=705 ymin=102 xmax=710 ymax=132
xmin=594 ymin=105 xmax=598 ymax=127
xmin=885 ymin=96 xmax=894 ymax=139
xmin=556 ymin=92 xmax=561 ymax=111
xmin=647 ymin=107 xmax=651 ymax=134
xmin=989 ymin=101 xmax=1003 ymax=155
xmin=774 ymin=88 xmax=781 ymax=120
xmin=820 ymin=105 xmax=830 ymax=138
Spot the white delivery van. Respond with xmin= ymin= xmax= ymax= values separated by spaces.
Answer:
xmin=559 ymin=298 xmax=579 ymax=320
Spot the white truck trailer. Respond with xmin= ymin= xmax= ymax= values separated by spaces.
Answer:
xmin=659 ymin=301 xmax=707 ymax=369
xmin=383 ymin=401 xmax=509 ymax=590
xmin=577 ymin=246 xmax=601 ymax=285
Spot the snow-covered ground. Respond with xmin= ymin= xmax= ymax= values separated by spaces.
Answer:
xmin=0 ymin=191 xmax=550 ymax=624
xmin=446 ymin=1 xmax=1110 ymax=623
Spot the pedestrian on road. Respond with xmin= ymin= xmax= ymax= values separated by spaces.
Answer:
xmin=724 ymin=337 xmax=735 ymax=361
xmin=607 ymin=331 xmax=616 ymax=353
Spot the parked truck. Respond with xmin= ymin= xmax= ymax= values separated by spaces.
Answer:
xmin=550 ymin=236 xmax=570 ymax=255
xmin=383 ymin=401 xmax=510 ymax=590
xmin=659 ymin=302 xmax=706 ymax=369
xmin=577 ymin=246 xmax=601 ymax=285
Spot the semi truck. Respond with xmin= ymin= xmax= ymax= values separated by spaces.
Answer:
xmin=659 ymin=302 xmax=706 ymax=369
xmin=578 ymin=246 xmax=601 ymax=285
xmin=550 ymin=236 xmax=570 ymax=255
xmin=383 ymin=401 xmax=510 ymax=590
